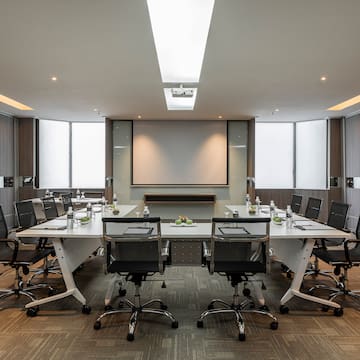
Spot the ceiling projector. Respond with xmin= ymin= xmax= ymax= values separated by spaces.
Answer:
xmin=171 ymin=87 xmax=194 ymax=98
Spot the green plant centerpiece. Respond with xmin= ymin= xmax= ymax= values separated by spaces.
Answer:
xmin=175 ymin=215 xmax=193 ymax=225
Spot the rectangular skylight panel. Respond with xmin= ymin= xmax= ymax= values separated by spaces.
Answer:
xmin=147 ymin=0 xmax=215 ymax=83
xmin=164 ymin=88 xmax=197 ymax=110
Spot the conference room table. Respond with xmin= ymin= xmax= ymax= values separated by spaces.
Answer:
xmin=16 ymin=205 xmax=137 ymax=313
xmin=225 ymin=205 xmax=354 ymax=312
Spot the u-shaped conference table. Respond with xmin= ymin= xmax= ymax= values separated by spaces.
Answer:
xmin=16 ymin=204 xmax=353 ymax=314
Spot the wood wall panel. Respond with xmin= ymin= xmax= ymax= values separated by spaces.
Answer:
xmin=0 ymin=114 xmax=15 ymax=226
xmin=18 ymin=118 xmax=34 ymax=176
xmin=330 ymin=118 xmax=342 ymax=177
xmin=105 ymin=118 xmax=113 ymax=202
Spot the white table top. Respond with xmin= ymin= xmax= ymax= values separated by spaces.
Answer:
xmin=225 ymin=205 xmax=353 ymax=240
xmin=31 ymin=197 xmax=102 ymax=204
xmin=161 ymin=223 xmax=212 ymax=238
xmin=16 ymin=205 xmax=137 ymax=239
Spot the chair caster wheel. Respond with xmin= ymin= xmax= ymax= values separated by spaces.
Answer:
xmin=270 ymin=321 xmax=278 ymax=330
xmin=207 ymin=304 xmax=214 ymax=310
xmin=48 ymin=288 xmax=55 ymax=296
xmin=259 ymin=305 xmax=269 ymax=312
xmin=197 ymin=320 xmax=204 ymax=328
xmin=321 ymin=306 xmax=329 ymax=312
xmin=160 ymin=303 xmax=168 ymax=310
xmin=127 ymin=333 xmax=135 ymax=341
xmin=243 ymin=288 xmax=251 ymax=297
xmin=93 ymin=321 xmax=101 ymax=330
xmin=279 ymin=305 xmax=289 ymax=314
xmin=104 ymin=305 xmax=113 ymax=311
xmin=26 ymin=307 xmax=39 ymax=317
xmin=239 ymin=333 xmax=246 ymax=341
xmin=82 ymin=305 xmax=91 ymax=314
xmin=334 ymin=307 xmax=343 ymax=317
xmin=286 ymin=272 xmax=292 ymax=279
xmin=172 ymin=321 xmax=178 ymax=329
xmin=119 ymin=289 xmax=127 ymax=297
xmin=281 ymin=264 xmax=289 ymax=272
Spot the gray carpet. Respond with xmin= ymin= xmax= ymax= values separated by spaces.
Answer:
xmin=1 ymin=257 xmax=360 ymax=360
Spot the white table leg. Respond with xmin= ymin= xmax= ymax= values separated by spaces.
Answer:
xmin=25 ymin=237 xmax=100 ymax=310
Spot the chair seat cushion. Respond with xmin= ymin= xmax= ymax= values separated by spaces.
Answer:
xmin=212 ymin=261 xmax=266 ymax=273
xmin=108 ymin=261 xmax=159 ymax=273
xmin=1 ymin=248 xmax=53 ymax=264
xmin=313 ymin=247 xmax=360 ymax=265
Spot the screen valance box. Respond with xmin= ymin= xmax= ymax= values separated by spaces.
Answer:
xmin=144 ymin=194 xmax=216 ymax=204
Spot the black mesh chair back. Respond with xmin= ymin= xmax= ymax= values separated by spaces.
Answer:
xmin=102 ymin=217 xmax=162 ymax=274
xmin=0 ymin=205 xmax=8 ymax=239
xmin=209 ymin=217 xmax=271 ymax=275
xmin=290 ymin=194 xmax=303 ymax=214
xmin=61 ymin=193 xmax=73 ymax=213
xmin=42 ymin=197 xmax=58 ymax=220
xmin=15 ymin=201 xmax=37 ymax=228
xmin=327 ymin=201 xmax=349 ymax=230
xmin=304 ymin=197 xmax=322 ymax=220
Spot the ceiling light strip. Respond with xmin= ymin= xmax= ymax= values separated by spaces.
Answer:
xmin=328 ymin=94 xmax=360 ymax=111
xmin=0 ymin=94 xmax=33 ymax=110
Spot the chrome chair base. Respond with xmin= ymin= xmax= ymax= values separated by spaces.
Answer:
xmin=197 ymin=284 xmax=278 ymax=341
xmin=94 ymin=285 xmax=178 ymax=341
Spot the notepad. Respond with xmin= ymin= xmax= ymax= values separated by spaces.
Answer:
xmin=219 ymin=226 xmax=250 ymax=236
xmin=124 ymin=227 xmax=153 ymax=235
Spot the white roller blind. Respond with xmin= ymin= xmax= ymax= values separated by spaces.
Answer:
xmin=296 ymin=120 xmax=327 ymax=189
xmin=255 ymin=123 xmax=294 ymax=188
xmin=72 ymin=123 xmax=105 ymax=188
xmin=39 ymin=119 xmax=70 ymax=188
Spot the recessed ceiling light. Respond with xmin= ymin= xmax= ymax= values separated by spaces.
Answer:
xmin=51 ymin=76 xmax=57 ymax=81
xmin=93 ymin=108 xmax=98 ymax=112
xmin=274 ymin=108 xmax=280 ymax=112
xmin=147 ymin=0 xmax=215 ymax=83
xmin=321 ymin=76 xmax=327 ymax=81
xmin=0 ymin=94 xmax=33 ymax=110
xmin=137 ymin=115 xmax=142 ymax=119
xmin=328 ymin=94 xmax=360 ymax=111
xmin=218 ymin=115 xmax=223 ymax=119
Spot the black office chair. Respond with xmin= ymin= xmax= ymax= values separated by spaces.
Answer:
xmin=197 ymin=217 xmax=278 ymax=341
xmin=307 ymin=217 xmax=360 ymax=314
xmin=0 ymin=205 xmax=54 ymax=314
xmin=305 ymin=201 xmax=350 ymax=281
xmin=93 ymin=217 xmax=178 ymax=341
xmin=304 ymin=197 xmax=322 ymax=220
xmin=60 ymin=193 xmax=73 ymax=213
xmin=41 ymin=196 xmax=59 ymax=220
xmin=15 ymin=200 xmax=58 ymax=282
xmin=290 ymin=194 xmax=303 ymax=214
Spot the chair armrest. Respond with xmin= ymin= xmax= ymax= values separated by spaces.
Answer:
xmin=344 ymin=239 xmax=360 ymax=265
xmin=161 ymin=240 xmax=170 ymax=258
xmin=203 ymin=241 xmax=211 ymax=259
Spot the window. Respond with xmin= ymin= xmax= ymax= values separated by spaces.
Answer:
xmin=39 ymin=120 xmax=70 ymax=188
xmin=255 ymin=123 xmax=294 ymax=188
xmin=38 ymin=120 xmax=105 ymax=189
xmin=255 ymin=120 xmax=328 ymax=189
xmin=72 ymin=123 xmax=105 ymax=188
xmin=296 ymin=120 xmax=327 ymax=189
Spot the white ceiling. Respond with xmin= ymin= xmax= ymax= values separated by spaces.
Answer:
xmin=1 ymin=0 xmax=360 ymax=122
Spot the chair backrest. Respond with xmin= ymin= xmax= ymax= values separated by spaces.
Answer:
xmin=15 ymin=201 xmax=37 ymax=228
xmin=0 ymin=205 xmax=8 ymax=239
xmin=327 ymin=201 xmax=349 ymax=230
xmin=42 ymin=196 xmax=59 ymax=220
xmin=304 ymin=197 xmax=322 ymax=220
xmin=209 ymin=217 xmax=270 ymax=275
xmin=290 ymin=194 xmax=303 ymax=214
xmin=102 ymin=217 xmax=163 ymax=274
xmin=61 ymin=193 xmax=73 ymax=212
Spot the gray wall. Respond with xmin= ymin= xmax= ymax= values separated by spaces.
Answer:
xmin=113 ymin=120 xmax=248 ymax=219
xmin=0 ymin=113 xmax=15 ymax=227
